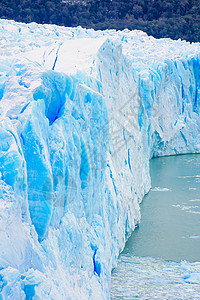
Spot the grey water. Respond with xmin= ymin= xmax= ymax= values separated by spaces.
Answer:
xmin=111 ymin=154 xmax=200 ymax=299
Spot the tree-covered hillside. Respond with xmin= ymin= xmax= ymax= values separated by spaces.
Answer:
xmin=0 ymin=0 xmax=199 ymax=42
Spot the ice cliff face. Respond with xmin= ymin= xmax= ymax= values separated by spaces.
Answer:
xmin=0 ymin=19 xmax=200 ymax=299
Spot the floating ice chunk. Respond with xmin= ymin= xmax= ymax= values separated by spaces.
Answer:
xmin=189 ymin=199 xmax=200 ymax=202
xmin=184 ymin=273 xmax=200 ymax=284
xmin=189 ymin=235 xmax=200 ymax=239
xmin=151 ymin=187 xmax=172 ymax=192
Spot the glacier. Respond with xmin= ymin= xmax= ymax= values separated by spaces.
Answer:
xmin=0 ymin=19 xmax=200 ymax=299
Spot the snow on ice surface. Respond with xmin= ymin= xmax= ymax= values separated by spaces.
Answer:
xmin=0 ymin=19 xmax=200 ymax=299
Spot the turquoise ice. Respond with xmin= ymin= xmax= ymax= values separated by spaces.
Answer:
xmin=0 ymin=19 xmax=200 ymax=299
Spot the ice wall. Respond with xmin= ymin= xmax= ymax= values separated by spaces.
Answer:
xmin=0 ymin=19 xmax=200 ymax=299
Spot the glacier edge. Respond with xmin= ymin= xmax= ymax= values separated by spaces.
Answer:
xmin=0 ymin=19 xmax=200 ymax=299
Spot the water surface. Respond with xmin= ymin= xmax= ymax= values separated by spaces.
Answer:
xmin=111 ymin=154 xmax=200 ymax=299
xmin=124 ymin=154 xmax=200 ymax=262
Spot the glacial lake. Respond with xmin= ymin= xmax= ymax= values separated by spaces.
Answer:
xmin=111 ymin=154 xmax=200 ymax=299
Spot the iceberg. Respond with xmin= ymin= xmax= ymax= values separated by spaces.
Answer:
xmin=0 ymin=19 xmax=200 ymax=299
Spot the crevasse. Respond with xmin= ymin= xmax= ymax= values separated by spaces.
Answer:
xmin=0 ymin=19 xmax=200 ymax=299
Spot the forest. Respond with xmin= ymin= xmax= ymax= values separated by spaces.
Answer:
xmin=0 ymin=0 xmax=199 ymax=42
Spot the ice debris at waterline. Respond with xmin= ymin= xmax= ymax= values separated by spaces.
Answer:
xmin=0 ymin=19 xmax=200 ymax=299
xmin=111 ymin=255 xmax=200 ymax=299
